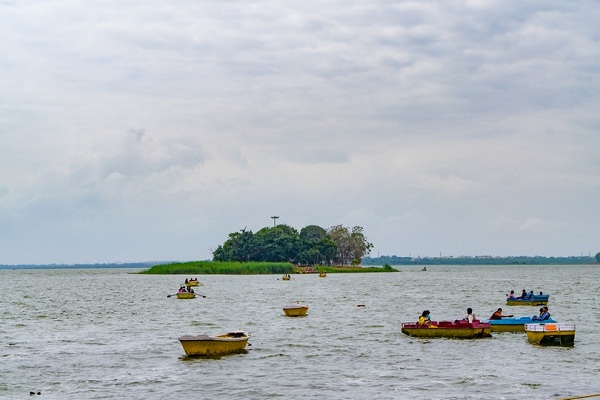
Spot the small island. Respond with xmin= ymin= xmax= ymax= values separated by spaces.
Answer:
xmin=140 ymin=223 xmax=398 ymax=274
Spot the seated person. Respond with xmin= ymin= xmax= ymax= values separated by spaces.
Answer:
xmin=532 ymin=307 xmax=544 ymax=320
xmin=464 ymin=308 xmax=477 ymax=323
xmin=507 ymin=290 xmax=516 ymax=299
xmin=489 ymin=308 xmax=512 ymax=320
xmin=533 ymin=307 xmax=550 ymax=320
xmin=418 ymin=310 xmax=431 ymax=326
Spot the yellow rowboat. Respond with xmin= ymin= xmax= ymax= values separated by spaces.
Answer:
xmin=525 ymin=323 xmax=575 ymax=346
xmin=176 ymin=292 xmax=196 ymax=299
xmin=186 ymin=281 xmax=200 ymax=287
xmin=281 ymin=275 xmax=291 ymax=281
xmin=178 ymin=331 xmax=250 ymax=356
xmin=283 ymin=304 xmax=309 ymax=317
xmin=319 ymin=272 xmax=327 ymax=278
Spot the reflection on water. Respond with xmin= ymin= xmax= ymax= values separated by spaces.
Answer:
xmin=1 ymin=265 xmax=599 ymax=399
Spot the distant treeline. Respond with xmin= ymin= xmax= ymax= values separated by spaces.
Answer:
xmin=0 ymin=262 xmax=162 ymax=270
xmin=362 ymin=255 xmax=597 ymax=266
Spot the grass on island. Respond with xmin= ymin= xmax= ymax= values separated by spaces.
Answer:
xmin=139 ymin=261 xmax=398 ymax=275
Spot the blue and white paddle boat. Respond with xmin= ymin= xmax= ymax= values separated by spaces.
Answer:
xmin=506 ymin=294 xmax=549 ymax=306
xmin=483 ymin=316 xmax=557 ymax=333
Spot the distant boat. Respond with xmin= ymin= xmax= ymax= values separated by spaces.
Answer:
xmin=483 ymin=316 xmax=557 ymax=332
xmin=283 ymin=304 xmax=309 ymax=317
xmin=319 ymin=272 xmax=327 ymax=278
xmin=401 ymin=320 xmax=492 ymax=339
xmin=506 ymin=294 xmax=549 ymax=306
xmin=178 ymin=331 xmax=250 ymax=356
xmin=186 ymin=280 xmax=200 ymax=287
xmin=525 ymin=323 xmax=575 ymax=346
xmin=281 ymin=275 xmax=291 ymax=281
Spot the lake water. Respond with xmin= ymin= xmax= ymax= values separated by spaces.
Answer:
xmin=1 ymin=264 xmax=599 ymax=400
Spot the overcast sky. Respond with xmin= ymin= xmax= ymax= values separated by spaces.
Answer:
xmin=1 ymin=1 xmax=599 ymax=264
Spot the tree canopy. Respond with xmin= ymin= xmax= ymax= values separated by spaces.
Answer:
xmin=212 ymin=224 xmax=372 ymax=265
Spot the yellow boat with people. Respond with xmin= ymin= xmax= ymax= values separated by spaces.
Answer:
xmin=185 ymin=278 xmax=200 ymax=287
xmin=402 ymin=320 xmax=492 ymax=339
xmin=176 ymin=292 xmax=196 ymax=299
xmin=319 ymin=272 xmax=327 ymax=278
xmin=178 ymin=331 xmax=250 ymax=356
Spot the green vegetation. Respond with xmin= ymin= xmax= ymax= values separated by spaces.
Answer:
xmin=212 ymin=224 xmax=372 ymax=265
xmin=139 ymin=261 xmax=296 ymax=275
xmin=139 ymin=261 xmax=398 ymax=275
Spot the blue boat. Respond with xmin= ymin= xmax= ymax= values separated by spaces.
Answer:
xmin=506 ymin=294 xmax=549 ymax=306
xmin=483 ymin=316 xmax=557 ymax=332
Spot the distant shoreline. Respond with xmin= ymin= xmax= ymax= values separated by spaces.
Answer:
xmin=0 ymin=262 xmax=163 ymax=270
xmin=1 ymin=259 xmax=597 ymax=270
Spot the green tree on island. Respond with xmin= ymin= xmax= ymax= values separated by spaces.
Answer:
xmin=212 ymin=224 xmax=372 ymax=265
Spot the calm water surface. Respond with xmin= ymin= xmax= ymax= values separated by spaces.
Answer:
xmin=1 ymin=265 xmax=599 ymax=399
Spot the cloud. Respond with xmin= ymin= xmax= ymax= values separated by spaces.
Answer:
xmin=1 ymin=1 xmax=599 ymax=263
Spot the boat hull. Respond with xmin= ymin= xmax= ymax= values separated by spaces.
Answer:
xmin=186 ymin=281 xmax=199 ymax=287
xmin=401 ymin=321 xmax=492 ymax=339
xmin=506 ymin=295 xmax=549 ymax=306
xmin=176 ymin=292 xmax=196 ymax=299
xmin=319 ymin=273 xmax=327 ymax=278
xmin=283 ymin=305 xmax=309 ymax=317
xmin=178 ymin=331 xmax=250 ymax=356
xmin=485 ymin=316 xmax=557 ymax=333
xmin=525 ymin=323 xmax=575 ymax=346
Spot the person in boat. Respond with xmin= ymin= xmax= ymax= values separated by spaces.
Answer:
xmin=507 ymin=290 xmax=516 ymax=299
xmin=185 ymin=278 xmax=189 ymax=284
xmin=489 ymin=308 xmax=512 ymax=320
xmin=464 ymin=308 xmax=477 ymax=323
xmin=516 ymin=289 xmax=527 ymax=299
xmin=532 ymin=307 xmax=544 ymax=320
xmin=418 ymin=310 xmax=431 ymax=326
xmin=178 ymin=285 xmax=187 ymax=293
xmin=532 ymin=307 xmax=550 ymax=321
xmin=188 ymin=287 xmax=194 ymax=293
xmin=527 ymin=290 xmax=534 ymax=299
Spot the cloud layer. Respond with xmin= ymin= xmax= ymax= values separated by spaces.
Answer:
xmin=1 ymin=1 xmax=599 ymax=263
